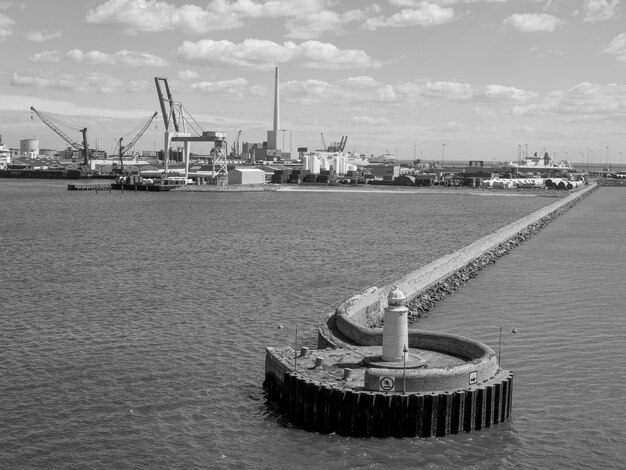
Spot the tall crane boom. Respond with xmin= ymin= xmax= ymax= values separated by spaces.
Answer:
xmin=154 ymin=77 xmax=179 ymax=132
xmin=117 ymin=112 xmax=159 ymax=173
xmin=30 ymin=106 xmax=89 ymax=165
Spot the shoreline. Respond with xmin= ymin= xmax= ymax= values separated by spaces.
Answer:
xmin=172 ymin=182 xmax=573 ymax=197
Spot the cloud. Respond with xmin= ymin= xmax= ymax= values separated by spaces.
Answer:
xmin=11 ymin=70 xmax=150 ymax=94
xmin=25 ymin=30 xmax=62 ymax=42
xmin=483 ymin=84 xmax=537 ymax=101
xmin=350 ymin=115 xmax=391 ymax=126
xmin=285 ymin=9 xmax=366 ymax=40
xmin=281 ymin=76 xmax=535 ymax=107
xmin=0 ymin=13 xmax=14 ymax=41
xmin=85 ymin=0 xmax=328 ymax=34
xmin=604 ymin=32 xmax=626 ymax=62
xmin=189 ymin=78 xmax=265 ymax=99
xmin=28 ymin=50 xmax=61 ymax=63
xmin=86 ymin=0 xmax=241 ymax=34
xmin=1 ymin=94 xmax=155 ymax=119
xmin=422 ymin=81 xmax=473 ymax=100
xmin=283 ymin=77 xmax=397 ymax=105
xmin=179 ymin=70 xmax=200 ymax=80
xmin=503 ymin=13 xmax=561 ymax=32
xmin=364 ymin=3 xmax=455 ymax=29
xmin=177 ymin=39 xmax=380 ymax=70
xmin=66 ymin=49 xmax=169 ymax=66
xmin=511 ymin=82 xmax=626 ymax=121
xmin=583 ymin=0 xmax=620 ymax=22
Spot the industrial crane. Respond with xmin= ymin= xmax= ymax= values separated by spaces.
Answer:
xmin=116 ymin=111 xmax=158 ymax=174
xmin=231 ymin=130 xmax=242 ymax=158
xmin=154 ymin=76 xmax=227 ymax=179
xmin=30 ymin=106 xmax=89 ymax=166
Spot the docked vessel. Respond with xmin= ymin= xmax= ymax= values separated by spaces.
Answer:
xmin=0 ymin=135 xmax=11 ymax=169
xmin=0 ymin=163 xmax=83 ymax=179
xmin=506 ymin=152 xmax=573 ymax=171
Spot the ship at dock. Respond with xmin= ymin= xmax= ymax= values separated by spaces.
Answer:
xmin=506 ymin=151 xmax=574 ymax=171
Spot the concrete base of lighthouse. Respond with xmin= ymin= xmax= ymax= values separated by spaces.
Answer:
xmin=366 ymin=351 xmax=426 ymax=370
xmin=264 ymin=343 xmax=512 ymax=438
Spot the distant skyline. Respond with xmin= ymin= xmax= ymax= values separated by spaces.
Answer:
xmin=1 ymin=0 xmax=626 ymax=164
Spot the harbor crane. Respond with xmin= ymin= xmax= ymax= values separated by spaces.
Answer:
xmin=30 ymin=106 xmax=89 ymax=166
xmin=116 ymin=111 xmax=158 ymax=174
xmin=320 ymin=133 xmax=347 ymax=152
xmin=154 ymin=77 xmax=227 ymax=180
xmin=231 ymin=130 xmax=242 ymax=158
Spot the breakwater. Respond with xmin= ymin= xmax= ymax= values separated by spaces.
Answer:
xmin=264 ymin=182 xmax=597 ymax=438
xmin=319 ymin=182 xmax=598 ymax=347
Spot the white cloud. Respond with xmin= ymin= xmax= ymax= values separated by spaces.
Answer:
xmin=364 ymin=3 xmax=455 ymax=29
xmin=483 ymin=84 xmax=537 ymax=102
xmin=1 ymin=94 xmax=155 ymax=119
xmin=190 ymin=78 xmax=265 ymax=99
xmin=583 ymin=0 xmax=620 ymax=22
xmin=86 ymin=0 xmax=241 ymax=34
xmin=0 ymin=12 xmax=14 ymax=41
xmin=350 ymin=115 xmax=391 ymax=126
xmin=511 ymin=82 xmax=626 ymax=120
xmin=28 ymin=50 xmax=61 ymax=63
xmin=603 ymin=32 xmax=626 ymax=62
xmin=66 ymin=49 xmax=169 ymax=67
xmin=285 ymin=9 xmax=365 ymax=40
xmin=11 ymin=70 xmax=150 ymax=94
xmin=177 ymin=39 xmax=380 ymax=70
xmin=423 ymin=81 xmax=474 ymax=100
xmin=86 ymin=0 xmax=329 ymax=34
xmin=503 ymin=13 xmax=560 ymax=32
xmin=25 ymin=30 xmax=62 ymax=42
xmin=178 ymin=70 xmax=200 ymax=80
xmin=283 ymin=77 xmax=398 ymax=105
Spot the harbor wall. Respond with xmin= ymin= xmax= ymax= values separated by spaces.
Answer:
xmin=264 ymin=348 xmax=513 ymax=437
xmin=320 ymin=183 xmax=598 ymax=348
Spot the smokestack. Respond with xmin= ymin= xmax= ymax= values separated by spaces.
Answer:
xmin=273 ymin=66 xmax=279 ymax=132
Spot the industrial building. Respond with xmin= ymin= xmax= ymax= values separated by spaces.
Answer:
xmin=227 ymin=168 xmax=266 ymax=185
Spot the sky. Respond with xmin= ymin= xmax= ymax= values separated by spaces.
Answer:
xmin=1 ymin=0 xmax=626 ymax=164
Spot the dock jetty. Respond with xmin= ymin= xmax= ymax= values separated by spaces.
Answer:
xmin=67 ymin=183 xmax=111 ymax=192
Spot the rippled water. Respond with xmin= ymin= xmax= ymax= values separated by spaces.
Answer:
xmin=1 ymin=180 xmax=623 ymax=469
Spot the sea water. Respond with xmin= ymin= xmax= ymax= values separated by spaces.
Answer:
xmin=1 ymin=180 xmax=624 ymax=469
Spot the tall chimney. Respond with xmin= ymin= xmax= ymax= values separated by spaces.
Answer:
xmin=273 ymin=66 xmax=279 ymax=132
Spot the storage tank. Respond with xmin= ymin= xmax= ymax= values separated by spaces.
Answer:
xmin=20 ymin=139 xmax=39 ymax=155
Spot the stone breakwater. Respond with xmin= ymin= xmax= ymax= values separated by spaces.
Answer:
xmin=319 ymin=183 xmax=598 ymax=347
xmin=402 ymin=183 xmax=598 ymax=323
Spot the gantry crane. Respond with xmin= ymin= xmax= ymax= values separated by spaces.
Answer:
xmin=116 ymin=112 xmax=158 ymax=174
xmin=154 ymin=77 xmax=227 ymax=180
xmin=30 ymin=106 xmax=89 ymax=165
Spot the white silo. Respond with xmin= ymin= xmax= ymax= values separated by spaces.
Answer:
xmin=20 ymin=139 xmax=40 ymax=156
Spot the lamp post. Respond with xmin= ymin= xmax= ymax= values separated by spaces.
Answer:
xmin=497 ymin=326 xmax=518 ymax=371
xmin=278 ymin=322 xmax=299 ymax=373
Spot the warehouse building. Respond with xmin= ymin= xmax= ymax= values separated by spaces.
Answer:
xmin=228 ymin=168 xmax=266 ymax=185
